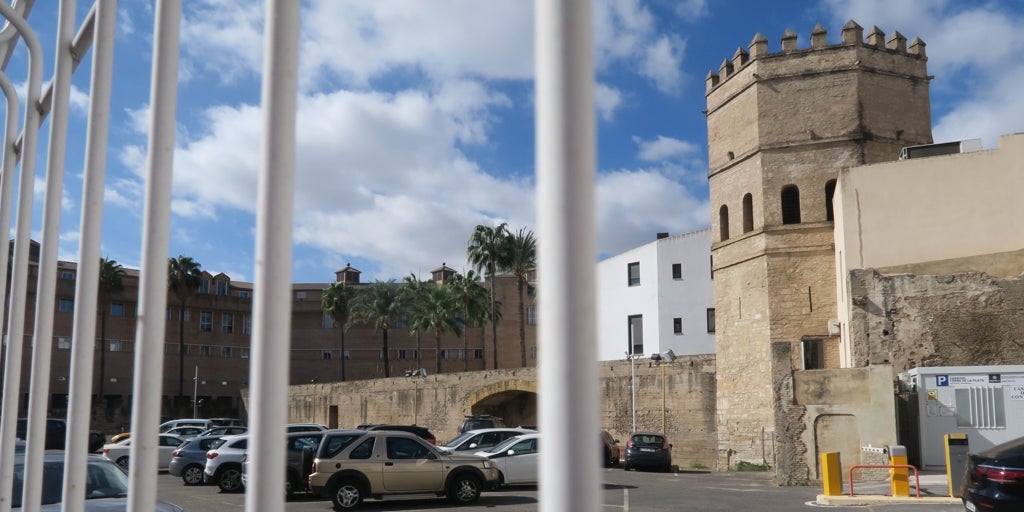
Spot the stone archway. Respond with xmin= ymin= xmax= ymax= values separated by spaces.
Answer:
xmin=465 ymin=379 xmax=537 ymax=428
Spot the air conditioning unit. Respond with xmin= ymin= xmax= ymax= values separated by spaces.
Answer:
xmin=827 ymin=319 xmax=840 ymax=336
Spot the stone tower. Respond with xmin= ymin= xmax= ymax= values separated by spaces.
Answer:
xmin=705 ymin=21 xmax=932 ymax=472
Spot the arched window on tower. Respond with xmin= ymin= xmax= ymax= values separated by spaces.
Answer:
xmin=825 ymin=179 xmax=837 ymax=222
xmin=719 ymin=205 xmax=730 ymax=241
xmin=742 ymin=193 xmax=753 ymax=233
xmin=781 ymin=185 xmax=801 ymax=224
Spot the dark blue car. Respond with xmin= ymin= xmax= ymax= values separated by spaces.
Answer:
xmin=961 ymin=436 xmax=1024 ymax=511
xmin=623 ymin=432 xmax=672 ymax=472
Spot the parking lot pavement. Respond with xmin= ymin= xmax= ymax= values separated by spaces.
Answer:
xmin=157 ymin=467 xmax=968 ymax=511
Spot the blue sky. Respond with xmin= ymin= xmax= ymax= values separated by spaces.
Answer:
xmin=5 ymin=0 xmax=1023 ymax=283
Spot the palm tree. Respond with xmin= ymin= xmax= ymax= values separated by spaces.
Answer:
xmin=401 ymin=273 xmax=428 ymax=370
xmin=408 ymin=283 xmax=462 ymax=375
xmin=446 ymin=270 xmax=492 ymax=371
xmin=467 ymin=222 xmax=509 ymax=369
xmin=97 ymin=257 xmax=125 ymax=403
xmin=350 ymin=280 xmax=407 ymax=378
xmin=504 ymin=228 xmax=536 ymax=367
xmin=168 ymin=255 xmax=202 ymax=406
xmin=321 ymin=281 xmax=356 ymax=381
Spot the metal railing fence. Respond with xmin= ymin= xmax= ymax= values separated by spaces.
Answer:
xmin=0 ymin=1 xmax=599 ymax=511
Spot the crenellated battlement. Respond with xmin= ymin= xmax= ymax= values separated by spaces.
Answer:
xmin=705 ymin=20 xmax=927 ymax=93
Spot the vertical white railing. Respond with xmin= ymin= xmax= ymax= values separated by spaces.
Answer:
xmin=63 ymin=2 xmax=117 ymax=511
xmin=245 ymin=1 xmax=300 ymax=510
xmin=0 ymin=3 xmax=43 ymax=511
xmin=535 ymin=1 xmax=599 ymax=512
xmin=0 ymin=70 xmax=19 ymax=512
xmin=127 ymin=0 xmax=180 ymax=510
xmin=21 ymin=0 xmax=76 ymax=508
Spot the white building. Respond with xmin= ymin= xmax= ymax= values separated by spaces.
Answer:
xmin=596 ymin=228 xmax=716 ymax=361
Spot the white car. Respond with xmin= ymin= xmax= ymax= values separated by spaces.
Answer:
xmin=204 ymin=434 xmax=248 ymax=492
xmin=475 ymin=433 xmax=539 ymax=486
xmin=437 ymin=427 xmax=536 ymax=454
xmin=164 ymin=425 xmax=206 ymax=440
xmin=101 ymin=434 xmax=186 ymax=470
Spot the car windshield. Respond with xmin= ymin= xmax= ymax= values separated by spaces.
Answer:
xmin=12 ymin=459 xmax=129 ymax=507
xmin=481 ymin=435 xmax=524 ymax=455
xmin=442 ymin=432 xmax=476 ymax=448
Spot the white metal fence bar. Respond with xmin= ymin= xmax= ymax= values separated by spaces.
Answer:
xmin=245 ymin=1 xmax=300 ymax=509
xmin=127 ymin=0 xmax=180 ymax=510
xmin=0 ymin=2 xmax=43 ymax=510
xmin=535 ymin=1 xmax=599 ymax=511
xmin=0 ymin=69 xmax=18 ymax=512
xmin=63 ymin=2 xmax=117 ymax=511
xmin=21 ymin=0 xmax=76 ymax=508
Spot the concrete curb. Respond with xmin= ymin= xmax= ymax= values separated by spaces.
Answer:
xmin=816 ymin=494 xmax=962 ymax=506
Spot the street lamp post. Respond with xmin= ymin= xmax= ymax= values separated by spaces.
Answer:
xmin=192 ymin=365 xmax=198 ymax=418
xmin=405 ymin=368 xmax=427 ymax=424
xmin=650 ymin=350 xmax=676 ymax=434
xmin=626 ymin=352 xmax=641 ymax=433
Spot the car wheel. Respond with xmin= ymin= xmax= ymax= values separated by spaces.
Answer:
xmin=447 ymin=473 xmax=481 ymax=505
xmin=603 ymin=448 xmax=613 ymax=468
xmin=623 ymin=461 xmax=631 ymax=471
xmin=331 ymin=479 xmax=363 ymax=510
xmin=115 ymin=456 xmax=129 ymax=470
xmin=218 ymin=467 xmax=243 ymax=493
xmin=182 ymin=464 xmax=204 ymax=486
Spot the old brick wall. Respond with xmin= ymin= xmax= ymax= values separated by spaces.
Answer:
xmin=257 ymin=355 xmax=718 ymax=468
xmin=848 ymin=270 xmax=1024 ymax=373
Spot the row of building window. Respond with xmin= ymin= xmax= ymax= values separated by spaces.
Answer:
xmin=718 ymin=180 xmax=837 ymax=241
xmin=59 ymin=272 xmax=253 ymax=300
xmin=54 ymin=338 xmax=527 ymax=361
xmin=627 ymin=308 xmax=716 ymax=355
xmin=626 ymin=261 xmax=705 ymax=287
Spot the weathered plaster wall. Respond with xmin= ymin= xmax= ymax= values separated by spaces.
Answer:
xmin=848 ymin=270 xmax=1024 ymax=373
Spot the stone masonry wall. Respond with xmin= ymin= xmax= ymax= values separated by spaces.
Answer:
xmin=848 ymin=270 xmax=1024 ymax=374
xmin=256 ymin=355 xmax=719 ymax=468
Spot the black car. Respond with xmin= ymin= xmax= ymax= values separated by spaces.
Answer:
xmin=364 ymin=424 xmax=437 ymax=444
xmin=459 ymin=415 xmax=504 ymax=434
xmin=962 ymin=436 xmax=1024 ymax=511
xmin=16 ymin=418 xmax=105 ymax=454
xmin=623 ymin=432 xmax=672 ymax=472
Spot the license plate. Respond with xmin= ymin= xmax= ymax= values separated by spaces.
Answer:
xmin=640 ymin=448 xmax=655 ymax=452
xmin=964 ymin=500 xmax=976 ymax=512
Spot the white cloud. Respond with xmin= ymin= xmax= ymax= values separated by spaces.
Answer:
xmin=634 ymin=135 xmax=699 ymax=162
xmin=595 ymin=169 xmax=708 ymax=258
xmin=595 ymin=83 xmax=623 ymax=122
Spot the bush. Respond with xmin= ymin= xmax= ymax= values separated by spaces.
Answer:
xmin=734 ymin=461 xmax=770 ymax=472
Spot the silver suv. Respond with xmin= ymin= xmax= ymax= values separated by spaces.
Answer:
xmin=309 ymin=430 xmax=499 ymax=509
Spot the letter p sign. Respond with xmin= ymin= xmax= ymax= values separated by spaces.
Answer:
xmin=936 ymin=375 xmax=949 ymax=387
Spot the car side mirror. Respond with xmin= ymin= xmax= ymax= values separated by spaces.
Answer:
xmin=428 ymin=452 xmax=438 ymax=460
xmin=468 ymin=443 xmax=478 ymax=449
xmin=507 ymin=450 xmax=515 ymax=456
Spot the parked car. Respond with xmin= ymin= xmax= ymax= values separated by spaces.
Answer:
xmin=169 ymin=434 xmax=225 ymax=485
xmin=204 ymin=434 xmax=248 ymax=492
xmin=10 ymin=452 xmax=184 ymax=511
xmin=458 ymin=415 xmax=504 ymax=434
xmin=16 ymin=418 xmax=105 ymax=453
xmin=240 ymin=430 xmax=330 ymax=497
xmin=623 ymin=432 xmax=672 ymax=472
xmin=110 ymin=432 xmax=131 ymax=444
xmin=309 ymin=429 xmax=499 ymax=509
xmin=159 ymin=418 xmax=213 ymax=432
xmin=164 ymin=425 xmax=206 ymax=440
xmin=601 ymin=430 xmax=621 ymax=467
xmin=286 ymin=423 xmax=328 ymax=433
xmin=363 ymin=424 xmax=437 ymax=445
xmin=101 ymin=434 xmax=186 ymax=470
xmin=961 ymin=435 xmax=1024 ymax=511
xmin=197 ymin=425 xmax=248 ymax=437
xmin=438 ymin=428 xmax=536 ymax=454
xmin=475 ymin=433 xmax=539 ymax=486
xmin=209 ymin=417 xmax=245 ymax=427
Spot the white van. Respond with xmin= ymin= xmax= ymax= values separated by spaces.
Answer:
xmin=159 ymin=419 xmax=212 ymax=432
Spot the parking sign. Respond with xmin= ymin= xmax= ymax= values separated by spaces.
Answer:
xmin=936 ymin=375 xmax=949 ymax=387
